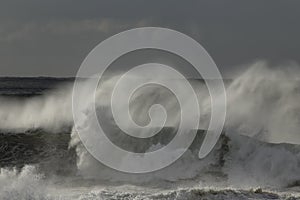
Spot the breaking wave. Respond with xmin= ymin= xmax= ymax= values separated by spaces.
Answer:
xmin=0 ymin=61 xmax=300 ymax=198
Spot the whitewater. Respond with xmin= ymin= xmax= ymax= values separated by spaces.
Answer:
xmin=0 ymin=61 xmax=300 ymax=199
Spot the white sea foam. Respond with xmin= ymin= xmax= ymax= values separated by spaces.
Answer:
xmin=0 ymin=165 xmax=299 ymax=200
xmin=0 ymin=165 xmax=49 ymax=200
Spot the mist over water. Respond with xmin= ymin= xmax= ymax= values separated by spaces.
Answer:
xmin=225 ymin=61 xmax=300 ymax=144
xmin=0 ymin=83 xmax=73 ymax=133
xmin=0 ymin=61 xmax=299 ymax=144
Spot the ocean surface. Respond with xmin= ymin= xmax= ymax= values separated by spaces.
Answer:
xmin=0 ymin=77 xmax=299 ymax=200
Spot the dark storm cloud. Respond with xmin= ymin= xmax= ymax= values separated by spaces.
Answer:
xmin=0 ymin=0 xmax=299 ymax=76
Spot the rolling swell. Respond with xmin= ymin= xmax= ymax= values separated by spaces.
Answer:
xmin=0 ymin=128 xmax=207 ymax=169
xmin=2 ymin=126 xmax=297 ymax=188
xmin=0 ymin=130 xmax=77 ymax=176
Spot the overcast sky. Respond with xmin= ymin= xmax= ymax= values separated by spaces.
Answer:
xmin=0 ymin=0 xmax=299 ymax=77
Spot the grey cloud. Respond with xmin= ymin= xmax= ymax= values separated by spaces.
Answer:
xmin=0 ymin=19 xmax=153 ymax=42
xmin=0 ymin=0 xmax=299 ymax=76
